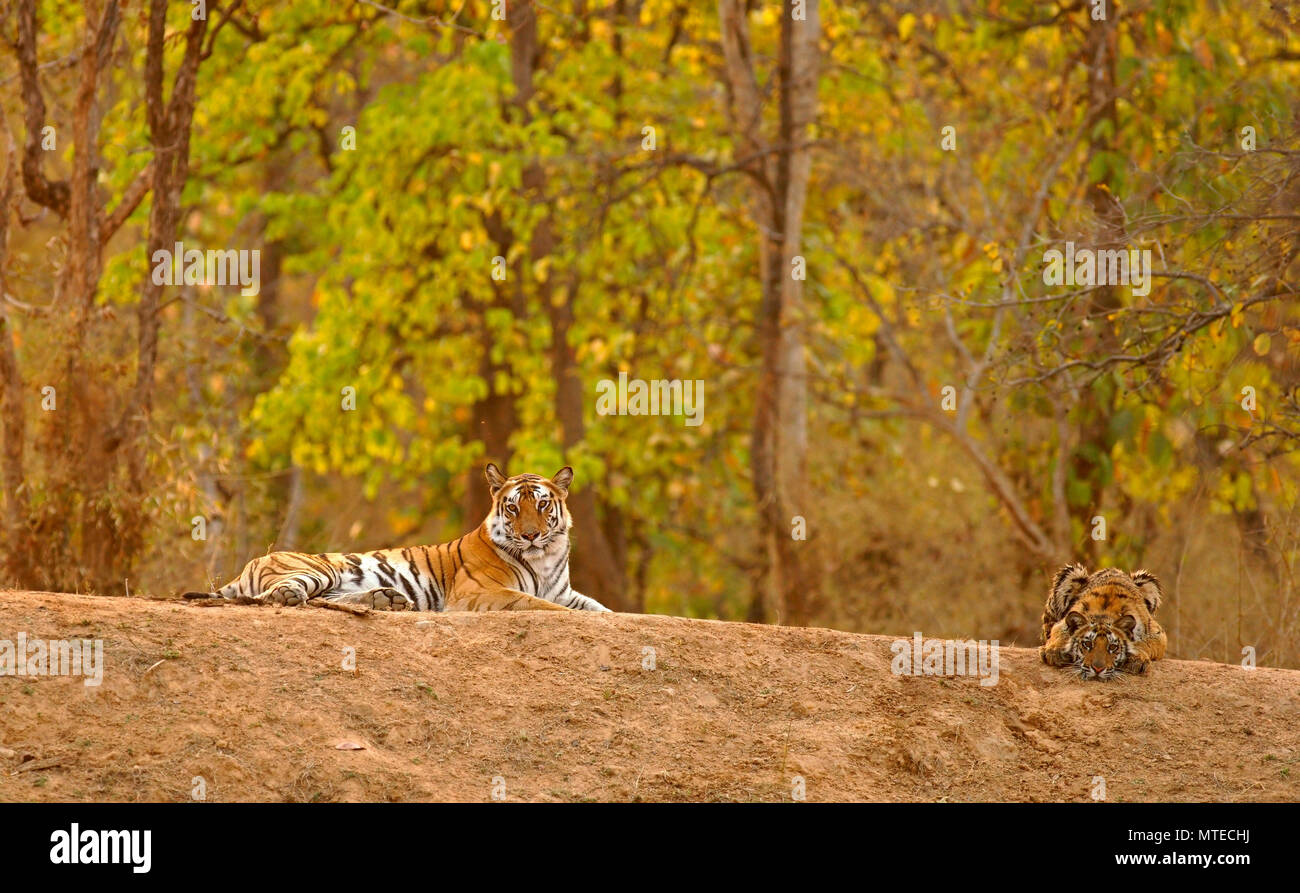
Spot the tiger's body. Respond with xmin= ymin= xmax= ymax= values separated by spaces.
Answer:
xmin=183 ymin=465 xmax=611 ymax=613
xmin=1039 ymin=564 xmax=1167 ymax=680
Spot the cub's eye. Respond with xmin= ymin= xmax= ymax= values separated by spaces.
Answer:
xmin=537 ymin=499 xmax=550 ymax=510
xmin=1109 ymin=641 xmax=1120 ymax=653
xmin=505 ymin=504 xmax=518 ymax=515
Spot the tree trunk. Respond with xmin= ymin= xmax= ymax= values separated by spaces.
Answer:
xmin=0 ymin=124 xmax=33 ymax=585
xmin=501 ymin=0 xmax=629 ymax=609
xmin=5 ymin=0 xmax=208 ymax=592
xmin=1072 ymin=3 xmax=1125 ymax=562
xmin=719 ymin=0 xmax=821 ymax=625
xmin=551 ymin=271 xmax=629 ymax=610
xmin=463 ymin=209 xmax=522 ymax=525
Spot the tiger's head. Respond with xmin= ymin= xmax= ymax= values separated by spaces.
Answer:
xmin=1062 ymin=612 xmax=1137 ymax=680
xmin=484 ymin=463 xmax=574 ymax=556
xmin=1048 ymin=565 xmax=1163 ymax=680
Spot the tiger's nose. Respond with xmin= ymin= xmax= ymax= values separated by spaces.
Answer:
xmin=522 ymin=531 xmax=540 ymax=542
xmin=1091 ymin=663 xmax=1105 ymax=673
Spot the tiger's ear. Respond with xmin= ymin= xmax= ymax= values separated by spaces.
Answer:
xmin=551 ymin=466 xmax=574 ymax=496
xmin=485 ymin=463 xmax=508 ymax=496
xmin=1047 ymin=563 xmax=1091 ymax=621
xmin=1115 ymin=614 xmax=1139 ymax=636
xmin=1129 ymin=569 xmax=1163 ymax=613
xmin=1064 ymin=611 xmax=1088 ymax=633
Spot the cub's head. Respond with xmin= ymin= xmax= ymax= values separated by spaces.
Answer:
xmin=484 ymin=464 xmax=574 ymax=555
xmin=1048 ymin=564 xmax=1163 ymax=680
xmin=1062 ymin=611 xmax=1137 ymax=680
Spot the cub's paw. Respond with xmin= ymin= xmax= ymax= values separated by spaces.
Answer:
xmin=1125 ymin=655 xmax=1151 ymax=676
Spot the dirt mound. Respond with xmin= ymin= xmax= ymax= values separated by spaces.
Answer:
xmin=1 ymin=590 xmax=1296 ymax=802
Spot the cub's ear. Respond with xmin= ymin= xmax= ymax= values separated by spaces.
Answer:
xmin=1115 ymin=614 xmax=1139 ymax=636
xmin=1064 ymin=612 xmax=1088 ymax=633
xmin=1047 ymin=563 xmax=1091 ymax=621
xmin=1129 ymin=569 xmax=1162 ymax=613
xmin=485 ymin=463 xmax=508 ymax=496
xmin=551 ymin=466 xmax=574 ymax=496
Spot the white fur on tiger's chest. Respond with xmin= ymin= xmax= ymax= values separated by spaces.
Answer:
xmin=495 ymin=536 xmax=571 ymax=599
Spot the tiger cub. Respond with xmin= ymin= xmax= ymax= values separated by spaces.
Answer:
xmin=1039 ymin=564 xmax=1167 ymax=680
xmin=183 ymin=465 xmax=611 ymax=613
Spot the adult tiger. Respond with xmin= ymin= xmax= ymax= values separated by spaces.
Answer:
xmin=182 ymin=465 xmax=611 ymax=612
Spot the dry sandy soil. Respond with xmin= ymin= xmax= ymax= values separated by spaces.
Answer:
xmin=0 ymin=590 xmax=1296 ymax=802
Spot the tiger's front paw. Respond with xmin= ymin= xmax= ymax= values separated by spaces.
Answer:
xmin=1125 ymin=655 xmax=1151 ymax=675
xmin=263 ymin=585 xmax=306 ymax=606
xmin=362 ymin=588 xmax=410 ymax=611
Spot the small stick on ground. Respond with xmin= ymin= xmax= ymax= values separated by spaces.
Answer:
xmin=307 ymin=597 xmax=371 ymax=617
xmin=11 ymin=756 xmax=62 ymax=775
xmin=186 ymin=596 xmax=260 ymax=607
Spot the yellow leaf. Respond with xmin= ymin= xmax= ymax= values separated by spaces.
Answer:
xmin=870 ymin=274 xmax=895 ymax=307
xmin=1252 ymin=333 xmax=1272 ymax=355
xmin=952 ymin=232 xmax=972 ymax=259
xmin=898 ymin=13 xmax=916 ymax=41
xmin=1156 ymin=22 xmax=1173 ymax=55
xmin=1192 ymin=38 xmax=1214 ymax=71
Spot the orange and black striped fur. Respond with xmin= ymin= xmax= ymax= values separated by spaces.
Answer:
xmin=182 ymin=465 xmax=611 ymax=613
xmin=1040 ymin=564 xmax=1167 ymax=679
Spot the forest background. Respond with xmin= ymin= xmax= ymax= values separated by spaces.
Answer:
xmin=1 ymin=0 xmax=1297 ymax=666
